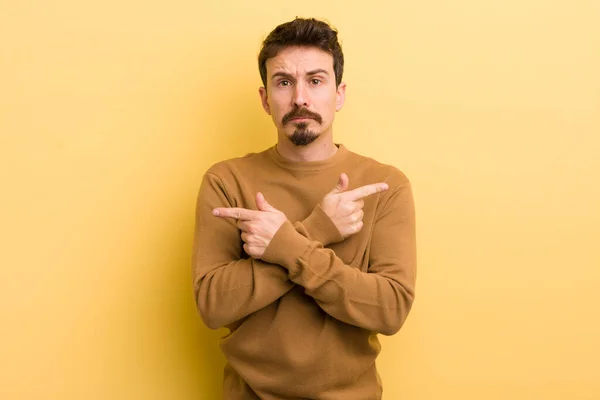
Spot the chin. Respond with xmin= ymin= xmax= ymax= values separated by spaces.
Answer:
xmin=289 ymin=130 xmax=320 ymax=146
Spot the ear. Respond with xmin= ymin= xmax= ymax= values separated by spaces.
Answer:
xmin=258 ymin=86 xmax=271 ymax=115
xmin=335 ymin=82 xmax=346 ymax=112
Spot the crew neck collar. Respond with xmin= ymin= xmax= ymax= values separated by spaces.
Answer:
xmin=267 ymin=143 xmax=349 ymax=172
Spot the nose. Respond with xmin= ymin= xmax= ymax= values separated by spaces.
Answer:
xmin=293 ymin=82 xmax=309 ymax=108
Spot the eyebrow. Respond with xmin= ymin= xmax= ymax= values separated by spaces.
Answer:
xmin=270 ymin=69 xmax=330 ymax=81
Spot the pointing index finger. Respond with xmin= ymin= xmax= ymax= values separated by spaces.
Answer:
xmin=345 ymin=182 xmax=389 ymax=201
xmin=212 ymin=207 xmax=257 ymax=220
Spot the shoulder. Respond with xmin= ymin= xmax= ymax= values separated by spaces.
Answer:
xmin=343 ymin=149 xmax=415 ymax=216
xmin=345 ymin=147 xmax=410 ymax=189
xmin=204 ymin=147 xmax=270 ymax=181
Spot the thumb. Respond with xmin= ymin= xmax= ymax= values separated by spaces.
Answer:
xmin=256 ymin=192 xmax=277 ymax=212
xmin=329 ymin=173 xmax=349 ymax=195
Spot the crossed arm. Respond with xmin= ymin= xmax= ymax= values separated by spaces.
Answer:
xmin=192 ymin=172 xmax=416 ymax=334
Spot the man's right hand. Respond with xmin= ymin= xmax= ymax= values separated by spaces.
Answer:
xmin=320 ymin=173 xmax=389 ymax=239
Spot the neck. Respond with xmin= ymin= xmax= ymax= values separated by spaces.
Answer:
xmin=276 ymin=131 xmax=338 ymax=162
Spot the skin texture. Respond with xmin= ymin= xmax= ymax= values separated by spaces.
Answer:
xmin=259 ymin=46 xmax=345 ymax=163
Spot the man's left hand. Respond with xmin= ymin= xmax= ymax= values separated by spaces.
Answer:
xmin=212 ymin=192 xmax=287 ymax=259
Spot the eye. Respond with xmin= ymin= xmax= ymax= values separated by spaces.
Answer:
xmin=279 ymin=80 xmax=292 ymax=87
xmin=311 ymin=78 xmax=322 ymax=85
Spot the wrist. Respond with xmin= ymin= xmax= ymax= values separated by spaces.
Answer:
xmin=262 ymin=220 xmax=311 ymax=269
xmin=296 ymin=204 xmax=344 ymax=246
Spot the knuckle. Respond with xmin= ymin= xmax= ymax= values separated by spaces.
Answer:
xmin=249 ymin=223 xmax=259 ymax=234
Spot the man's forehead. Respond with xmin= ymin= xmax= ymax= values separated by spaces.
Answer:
xmin=267 ymin=46 xmax=334 ymax=75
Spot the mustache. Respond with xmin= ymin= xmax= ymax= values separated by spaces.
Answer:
xmin=282 ymin=107 xmax=323 ymax=125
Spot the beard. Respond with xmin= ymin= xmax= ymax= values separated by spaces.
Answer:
xmin=289 ymin=122 xmax=320 ymax=146
xmin=281 ymin=106 xmax=323 ymax=146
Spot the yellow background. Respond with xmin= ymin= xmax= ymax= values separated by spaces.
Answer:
xmin=1 ymin=0 xmax=599 ymax=399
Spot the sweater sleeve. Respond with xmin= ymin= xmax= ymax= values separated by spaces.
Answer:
xmin=261 ymin=180 xmax=417 ymax=336
xmin=193 ymin=171 xmax=348 ymax=330
xmin=192 ymin=172 xmax=294 ymax=330
xmin=294 ymin=203 xmax=345 ymax=247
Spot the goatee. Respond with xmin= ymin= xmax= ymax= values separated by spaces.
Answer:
xmin=289 ymin=123 xmax=319 ymax=146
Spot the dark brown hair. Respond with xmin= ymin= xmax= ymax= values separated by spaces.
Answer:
xmin=258 ymin=18 xmax=344 ymax=87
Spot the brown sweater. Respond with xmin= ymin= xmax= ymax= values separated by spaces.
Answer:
xmin=192 ymin=144 xmax=416 ymax=399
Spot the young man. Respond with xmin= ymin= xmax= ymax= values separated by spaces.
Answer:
xmin=192 ymin=17 xmax=416 ymax=400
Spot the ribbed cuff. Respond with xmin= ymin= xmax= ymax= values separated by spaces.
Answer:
xmin=262 ymin=220 xmax=311 ymax=272
xmin=297 ymin=204 xmax=344 ymax=247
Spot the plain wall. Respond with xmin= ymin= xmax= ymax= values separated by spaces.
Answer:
xmin=1 ymin=0 xmax=599 ymax=399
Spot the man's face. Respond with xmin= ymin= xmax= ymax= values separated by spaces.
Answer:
xmin=259 ymin=46 xmax=346 ymax=146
